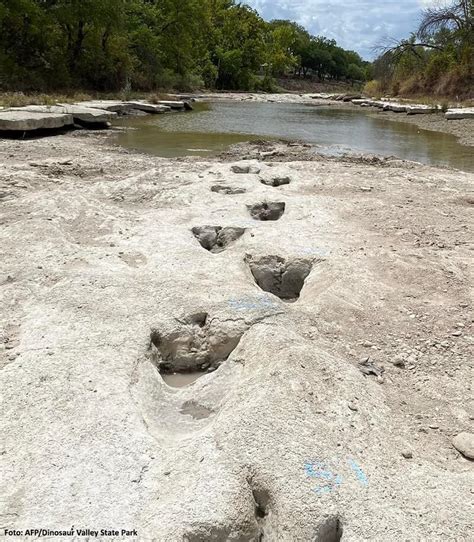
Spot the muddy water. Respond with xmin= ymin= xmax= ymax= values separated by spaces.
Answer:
xmin=161 ymin=372 xmax=207 ymax=388
xmin=114 ymin=101 xmax=474 ymax=171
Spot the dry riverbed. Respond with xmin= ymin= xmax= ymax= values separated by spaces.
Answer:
xmin=1 ymin=126 xmax=473 ymax=541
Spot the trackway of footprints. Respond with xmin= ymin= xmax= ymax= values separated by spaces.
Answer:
xmin=134 ymin=162 xmax=319 ymax=538
xmin=148 ymin=163 xmax=315 ymax=388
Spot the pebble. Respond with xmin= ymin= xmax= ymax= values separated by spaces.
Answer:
xmin=452 ymin=331 xmax=462 ymax=337
xmin=452 ymin=432 xmax=474 ymax=460
xmin=231 ymin=164 xmax=261 ymax=174
xmin=402 ymin=451 xmax=413 ymax=459
xmin=391 ymin=354 xmax=406 ymax=368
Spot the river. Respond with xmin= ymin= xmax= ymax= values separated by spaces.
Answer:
xmin=114 ymin=101 xmax=474 ymax=171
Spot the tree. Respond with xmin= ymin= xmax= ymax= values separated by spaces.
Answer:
xmin=212 ymin=4 xmax=267 ymax=89
xmin=372 ymin=0 xmax=473 ymax=97
xmin=0 ymin=0 xmax=370 ymax=92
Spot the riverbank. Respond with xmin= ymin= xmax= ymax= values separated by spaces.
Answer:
xmin=366 ymin=108 xmax=474 ymax=147
xmin=198 ymin=91 xmax=334 ymax=105
xmin=1 ymin=126 xmax=472 ymax=540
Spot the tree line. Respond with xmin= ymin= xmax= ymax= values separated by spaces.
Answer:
xmin=0 ymin=0 xmax=369 ymax=92
xmin=370 ymin=0 xmax=473 ymax=98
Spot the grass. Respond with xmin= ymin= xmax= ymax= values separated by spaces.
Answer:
xmin=0 ymin=91 xmax=93 ymax=107
xmin=0 ymin=90 xmax=176 ymax=108
xmin=362 ymin=80 xmax=473 ymax=108
xmin=362 ymin=81 xmax=473 ymax=107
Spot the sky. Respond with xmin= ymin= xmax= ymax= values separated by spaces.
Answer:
xmin=245 ymin=0 xmax=439 ymax=60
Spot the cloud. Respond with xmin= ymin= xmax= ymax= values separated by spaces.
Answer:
xmin=245 ymin=0 xmax=439 ymax=59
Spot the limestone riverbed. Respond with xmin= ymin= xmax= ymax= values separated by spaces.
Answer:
xmin=0 ymin=121 xmax=473 ymax=540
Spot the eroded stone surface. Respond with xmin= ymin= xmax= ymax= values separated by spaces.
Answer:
xmin=453 ymin=432 xmax=474 ymax=459
xmin=150 ymin=312 xmax=246 ymax=374
xmin=260 ymin=175 xmax=291 ymax=187
xmin=75 ymin=100 xmax=135 ymax=113
xmin=0 ymin=135 xmax=472 ymax=541
xmin=192 ymin=226 xmax=245 ymax=253
xmin=231 ymin=163 xmax=261 ymax=174
xmin=446 ymin=108 xmax=474 ymax=120
xmin=154 ymin=100 xmax=186 ymax=110
xmin=125 ymin=101 xmax=170 ymax=114
xmin=247 ymin=201 xmax=286 ymax=221
xmin=18 ymin=104 xmax=117 ymax=125
xmin=245 ymin=254 xmax=314 ymax=301
xmin=211 ymin=184 xmax=246 ymax=195
xmin=0 ymin=110 xmax=73 ymax=131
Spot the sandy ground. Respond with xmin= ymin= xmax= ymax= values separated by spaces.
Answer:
xmin=0 ymin=125 xmax=473 ymax=540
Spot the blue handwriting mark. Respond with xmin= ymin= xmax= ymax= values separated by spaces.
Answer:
xmin=305 ymin=457 xmax=369 ymax=495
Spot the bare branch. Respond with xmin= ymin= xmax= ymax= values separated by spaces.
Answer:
xmin=418 ymin=0 xmax=472 ymax=37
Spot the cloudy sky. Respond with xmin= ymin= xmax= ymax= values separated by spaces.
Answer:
xmin=245 ymin=0 xmax=439 ymax=59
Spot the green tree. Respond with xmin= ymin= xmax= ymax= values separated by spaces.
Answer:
xmin=0 ymin=0 xmax=371 ymax=92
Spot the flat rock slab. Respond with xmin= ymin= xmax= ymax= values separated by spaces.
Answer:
xmin=76 ymin=100 xmax=178 ymax=114
xmin=367 ymin=101 xmax=386 ymax=108
xmin=75 ymin=100 xmax=136 ymax=114
xmin=0 ymin=110 xmax=73 ymax=131
xmin=342 ymin=95 xmax=362 ymax=102
xmin=406 ymin=105 xmax=438 ymax=115
xmin=446 ymin=108 xmax=474 ymax=120
xmin=390 ymin=104 xmax=408 ymax=113
xmin=125 ymin=101 xmax=170 ymax=114
xmin=154 ymin=100 xmax=187 ymax=110
xmin=17 ymin=105 xmax=116 ymax=124
xmin=382 ymin=103 xmax=408 ymax=113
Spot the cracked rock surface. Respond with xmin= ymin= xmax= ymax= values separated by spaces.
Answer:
xmin=0 ymin=133 xmax=473 ymax=541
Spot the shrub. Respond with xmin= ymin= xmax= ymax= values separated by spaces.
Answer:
xmin=363 ymin=80 xmax=382 ymax=97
